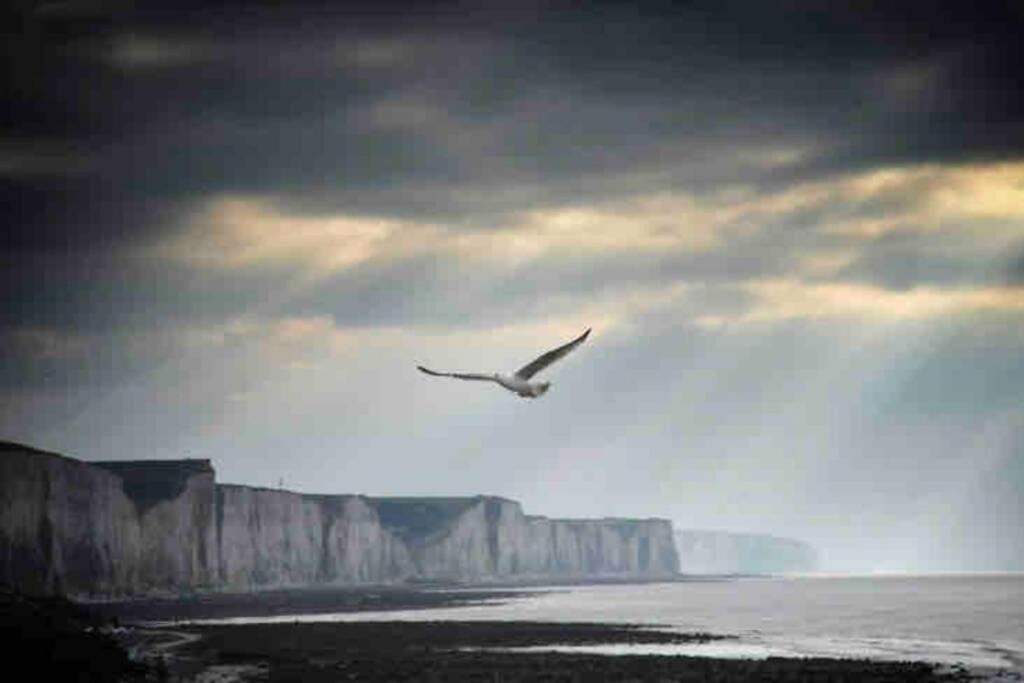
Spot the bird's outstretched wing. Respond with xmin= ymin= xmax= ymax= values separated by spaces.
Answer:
xmin=417 ymin=366 xmax=495 ymax=382
xmin=514 ymin=328 xmax=591 ymax=380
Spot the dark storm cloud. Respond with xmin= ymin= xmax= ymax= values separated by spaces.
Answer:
xmin=834 ymin=227 xmax=1019 ymax=289
xmin=3 ymin=0 xmax=1023 ymax=408
xmin=4 ymin=0 xmax=1023 ymax=252
xmin=0 ymin=249 xmax=273 ymax=332
xmin=0 ymin=234 xmax=759 ymax=366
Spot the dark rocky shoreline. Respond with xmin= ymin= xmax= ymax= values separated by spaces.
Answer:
xmin=3 ymin=589 xmax=979 ymax=682
xmin=174 ymin=621 xmax=965 ymax=682
xmin=0 ymin=592 xmax=147 ymax=682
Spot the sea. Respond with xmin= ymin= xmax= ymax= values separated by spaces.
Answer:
xmin=186 ymin=574 xmax=1024 ymax=676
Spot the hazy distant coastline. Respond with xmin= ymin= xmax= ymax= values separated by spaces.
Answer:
xmin=675 ymin=530 xmax=818 ymax=575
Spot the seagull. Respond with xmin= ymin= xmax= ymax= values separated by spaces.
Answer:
xmin=417 ymin=328 xmax=591 ymax=398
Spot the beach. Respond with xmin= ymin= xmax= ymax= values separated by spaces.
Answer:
xmin=91 ymin=579 xmax=1017 ymax=682
xmin=10 ymin=577 xmax=1023 ymax=681
xmin=166 ymin=620 xmax=958 ymax=682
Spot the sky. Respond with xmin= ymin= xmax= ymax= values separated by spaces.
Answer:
xmin=2 ymin=0 xmax=1023 ymax=572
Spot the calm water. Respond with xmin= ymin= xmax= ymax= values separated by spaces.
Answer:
xmin=187 ymin=574 xmax=1024 ymax=673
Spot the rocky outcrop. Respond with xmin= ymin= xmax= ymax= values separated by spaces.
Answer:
xmin=675 ymin=529 xmax=818 ymax=574
xmin=0 ymin=442 xmax=679 ymax=596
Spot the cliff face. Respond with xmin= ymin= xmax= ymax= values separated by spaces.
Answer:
xmin=0 ymin=443 xmax=679 ymax=596
xmin=95 ymin=460 xmax=218 ymax=592
xmin=0 ymin=443 xmax=216 ymax=595
xmin=1 ymin=444 xmax=135 ymax=595
xmin=369 ymin=497 xmax=679 ymax=580
xmin=675 ymin=529 xmax=818 ymax=574
xmin=216 ymin=487 xmax=413 ymax=589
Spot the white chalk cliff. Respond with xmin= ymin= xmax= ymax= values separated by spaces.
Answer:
xmin=0 ymin=442 xmax=678 ymax=596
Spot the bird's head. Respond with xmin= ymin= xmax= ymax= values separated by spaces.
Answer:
xmin=534 ymin=381 xmax=551 ymax=397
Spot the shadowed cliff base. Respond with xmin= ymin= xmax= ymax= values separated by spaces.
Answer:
xmin=90 ymin=577 xmax=726 ymax=625
xmin=90 ymin=585 xmax=545 ymax=623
